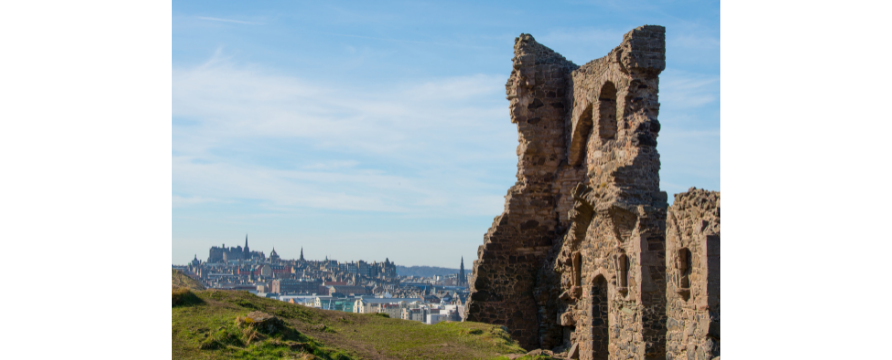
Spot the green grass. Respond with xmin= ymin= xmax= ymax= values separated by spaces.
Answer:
xmin=173 ymin=269 xmax=207 ymax=290
xmin=173 ymin=288 xmax=528 ymax=359
xmin=173 ymin=287 xmax=204 ymax=307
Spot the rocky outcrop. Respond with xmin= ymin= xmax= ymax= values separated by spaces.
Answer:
xmin=240 ymin=311 xmax=285 ymax=334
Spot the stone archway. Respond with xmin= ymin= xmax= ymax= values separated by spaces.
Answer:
xmin=591 ymin=275 xmax=610 ymax=360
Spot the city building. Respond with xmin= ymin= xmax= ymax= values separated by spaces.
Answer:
xmin=207 ymin=235 xmax=265 ymax=263
xmin=272 ymin=278 xmax=322 ymax=294
xmin=354 ymin=297 xmax=423 ymax=314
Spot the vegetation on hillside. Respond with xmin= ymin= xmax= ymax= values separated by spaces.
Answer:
xmin=173 ymin=269 xmax=207 ymax=290
xmin=173 ymin=287 xmax=531 ymax=359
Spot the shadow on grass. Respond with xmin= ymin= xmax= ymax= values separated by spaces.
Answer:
xmin=173 ymin=287 xmax=204 ymax=307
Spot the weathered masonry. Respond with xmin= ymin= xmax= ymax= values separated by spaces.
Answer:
xmin=466 ymin=25 xmax=720 ymax=360
xmin=665 ymin=190 xmax=720 ymax=360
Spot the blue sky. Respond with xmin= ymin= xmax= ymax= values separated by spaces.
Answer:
xmin=172 ymin=0 xmax=719 ymax=267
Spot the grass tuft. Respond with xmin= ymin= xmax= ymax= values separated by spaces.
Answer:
xmin=172 ymin=287 xmax=204 ymax=307
xmin=172 ymin=269 xmax=206 ymax=290
xmin=235 ymin=299 xmax=259 ymax=309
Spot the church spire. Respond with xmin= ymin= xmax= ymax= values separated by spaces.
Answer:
xmin=459 ymin=256 xmax=466 ymax=287
xmin=300 ymin=247 xmax=305 ymax=261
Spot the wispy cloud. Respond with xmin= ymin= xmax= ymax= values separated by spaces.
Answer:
xmin=670 ymin=33 xmax=720 ymax=50
xmin=173 ymin=52 xmax=515 ymax=215
xmin=659 ymin=70 xmax=720 ymax=109
xmin=174 ymin=51 xmax=509 ymax=149
xmin=173 ymin=51 xmax=720 ymax=216
xmin=173 ymin=156 xmax=415 ymax=212
xmin=302 ymin=160 xmax=360 ymax=170
xmin=538 ymin=28 xmax=625 ymax=46
xmin=173 ymin=195 xmax=225 ymax=207
xmin=317 ymin=31 xmax=493 ymax=50
xmin=659 ymin=127 xmax=720 ymax=195
xmin=535 ymin=28 xmax=626 ymax=64
xmin=197 ymin=16 xmax=262 ymax=25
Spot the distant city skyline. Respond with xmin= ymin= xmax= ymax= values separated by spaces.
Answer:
xmin=173 ymin=1 xmax=719 ymax=267
xmin=179 ymin=233 xmax=464 ymax=269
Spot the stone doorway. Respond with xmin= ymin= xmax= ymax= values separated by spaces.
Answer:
xmin=591 ymin=275 xmax=609 ymax=360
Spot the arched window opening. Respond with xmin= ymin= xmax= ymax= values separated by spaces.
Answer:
xmin=569 ymin=104 xmax=593 ymax=166
xmin=676 ymin=248 xmax=692 ymax=298
xmin=615 ymin=253 xmax=629 ymax=294
xmin=591 ymin=275 xmax=609 ymax=360
xmin=597 ymin=82 xmax=617 ymax=141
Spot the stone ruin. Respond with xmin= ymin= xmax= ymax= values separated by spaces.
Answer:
xmin=465 ymin=25 xmax=720 ymax=360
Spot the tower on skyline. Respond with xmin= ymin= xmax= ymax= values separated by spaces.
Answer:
xmin=458 ymin=256 xmax=466 ymax=287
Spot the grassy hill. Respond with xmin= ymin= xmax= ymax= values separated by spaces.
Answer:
xmin=173 ymin=269 xmax=206 ymax=290
xmin=172 ymin=286 xmax=547 ymax=359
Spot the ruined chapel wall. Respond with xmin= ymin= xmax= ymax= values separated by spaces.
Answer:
xmin=530 ymin=162 xmax=587 ymax=350
xmin=470 ymin=26 xmax=693 ymax=360
xmin=551 ymin=25 xmax=669 ymax=360
xmin=569 ymin=27 xmax=665 ymax=197
xmin=466 ymin=34 xmax=577 ymax=350
xmin=666 ymin=189 xmax=720 ymax=360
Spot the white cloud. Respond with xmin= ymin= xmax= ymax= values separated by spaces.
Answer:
xmin=173 ymin=156 xmax=416 ymax=212
xmin=197 ymin=17 xmax=262 ymax=25
xmin=658 ymin=127 xmax=720 ymax=195
xmin=537 ymin=28 xmax=625 ymax=46
xmin=659 ymin=70 xmax=720 ymax=109
xmin=670 ymin=33 xmax=720 ymax=50
xmin=173 ymin=53 xmax=516 ymax=216
xmin=173 ymin=54 xmax=508 ymax=153
xmin=660 ymin=129 xmax=720 ymax=138
xmin=535 ymin=28 xmax=626 ymax=64
xmin=302 ymin=160 xmax=360 ymax=170
xmin=172 ymin=52 xmax=719 ymax=219
xmin=172 ymin=195 xmax=222 ymax=207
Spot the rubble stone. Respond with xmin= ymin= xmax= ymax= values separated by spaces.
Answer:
xmin=243 ymin=311 xmax=284 ymax=334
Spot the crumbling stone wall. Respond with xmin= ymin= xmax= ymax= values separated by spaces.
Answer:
xmin=465 ymin=33 xmax=578 ymax=350
xmin=550 ymin=25 xmax=669 ymax=360
xmin=665 ymin=189 xmax=720 ymax=360
xmin=468 ymin=25 xmax=718 ymax=360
